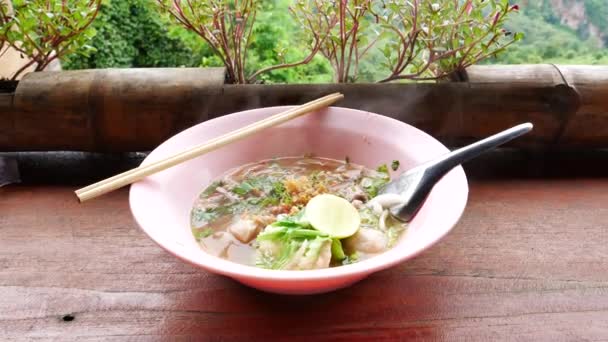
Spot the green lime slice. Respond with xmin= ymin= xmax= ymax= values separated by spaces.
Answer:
xmin=305 ymin=194 xmax=361 ymax=238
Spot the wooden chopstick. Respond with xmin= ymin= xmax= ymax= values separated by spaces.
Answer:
xmin=74 ymin=93 xmax=342 ymax=195
xmin=75 ymin=92 xmax=344 ymax=202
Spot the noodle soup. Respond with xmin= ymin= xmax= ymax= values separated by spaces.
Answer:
xmin=191 ymin=157 xmax=407 ymax=270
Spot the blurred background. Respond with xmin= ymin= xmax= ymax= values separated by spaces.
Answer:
xmin=59 ymin=0 xmax=608 ymax=83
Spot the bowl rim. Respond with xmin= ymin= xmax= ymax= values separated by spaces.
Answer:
xmin=129 ymin=105 xmax=469 ymax=281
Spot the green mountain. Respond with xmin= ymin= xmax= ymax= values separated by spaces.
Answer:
xmin=491 ymin=0 xmax=608 ymax=64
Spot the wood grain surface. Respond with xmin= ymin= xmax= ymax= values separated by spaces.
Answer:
xmin=1 ymin=181 xmax=607 ymax=341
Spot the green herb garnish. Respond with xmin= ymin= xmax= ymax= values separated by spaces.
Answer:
xmin=202 ymin=181 xmax=223 ymax=196
xmin=232 ymin=181 xmax=255 ymax=195
xmin=361 ymin=164 xmax=391 ymax=197
xmin=377 ymin=164 xmax=389 ymax=174
xmin=232 ymin=176 xmax=276 ymax=196
xmin=391 ymin=160 xmax=400 ymax=171
xmin=259 ymin=181 xmax=292 ymax=207
xmin=191 ymin=208 xmax=218 ymax=227
xmin=361 ymin=177 xmax=390 ymax=198
xmin=310 ymin=170 xmax=321 ymax=184
xmin=194 ymin=228 xmax=214 ymax=240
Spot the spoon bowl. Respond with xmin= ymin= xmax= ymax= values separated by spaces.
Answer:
xmin=381 ymin=123 xmax=533 ymax=222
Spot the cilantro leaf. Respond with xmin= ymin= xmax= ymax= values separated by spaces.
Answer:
xmin=191 ymin=208 xmax=218 ymax=227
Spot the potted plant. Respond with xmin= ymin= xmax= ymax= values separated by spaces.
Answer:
xmin=156 ymin=0 xmax=521 ymax=84
xmin=0 ymin=0 xmax=101 ymax=93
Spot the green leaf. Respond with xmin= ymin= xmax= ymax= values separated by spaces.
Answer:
xmin=331 ymin=239 xmax=346 ymax=261
xmin=382 ymin=44 xmax=392 ymax=59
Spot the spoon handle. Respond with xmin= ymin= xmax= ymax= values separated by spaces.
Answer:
xmin=421 ymin=122 xmax=534 ymax=180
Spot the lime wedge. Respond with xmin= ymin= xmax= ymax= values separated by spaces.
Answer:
xmin=305 ymin=194 xmax=361 ymax=238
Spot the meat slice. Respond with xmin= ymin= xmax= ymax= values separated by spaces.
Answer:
xmin=228 ymin=219 xmax=261 ymax=243
xmin=345 ymin=228 xmax=388 ymax=254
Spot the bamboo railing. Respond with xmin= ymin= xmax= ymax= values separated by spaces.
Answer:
xmin=1 ymin=64 xmax=606 ymax=152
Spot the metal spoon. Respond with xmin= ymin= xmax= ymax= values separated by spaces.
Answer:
xmin=378 ymin=123 xmax=534 ymax=222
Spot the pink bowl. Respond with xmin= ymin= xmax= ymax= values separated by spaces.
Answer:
xmin=129 ymin=106 xmax=468 ymax=294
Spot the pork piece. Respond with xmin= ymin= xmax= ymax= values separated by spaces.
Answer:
xmin=228 ymin=218 xmax=261 ymax=243
xmin=253 ymin=215 xmax=276 ymax=228
xmin=351 ymin=199 xmax=364 ymax=209
xmin=345 ymin=228 xmax=388 ymax=254
xmin=199 ymin=232 xmax=236 ymax=257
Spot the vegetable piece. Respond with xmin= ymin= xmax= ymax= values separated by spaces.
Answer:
xmin=331 ymin=239 xmax=346 ymax=261
xmin=305 ymin=194 xmax=361 ymax=238
xmin=255 ymin=224 xmax=331 ymax=270
xmin=284 ymin=238 xmax=332 ymax=270
xmin=255 ymin=211 xmax=356 ymax=270
xmin=391 ymin=160 xmax=400 ymax=171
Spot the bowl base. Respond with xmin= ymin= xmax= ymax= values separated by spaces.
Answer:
xmin=233 ymin=275 xmax=369 ymax=295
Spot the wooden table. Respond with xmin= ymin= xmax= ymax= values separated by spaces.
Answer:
xmin=1 ymin=180 xmax=607 ymax=341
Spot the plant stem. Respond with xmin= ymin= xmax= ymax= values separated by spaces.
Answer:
xmin=10 ymin=58 xmax=37 ymax=81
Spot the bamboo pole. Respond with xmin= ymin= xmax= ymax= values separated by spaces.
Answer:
xmin=1 ymin=65 xmax=608 ymax=151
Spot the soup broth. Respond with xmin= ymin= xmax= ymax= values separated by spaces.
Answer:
xmin=191 ymin=157 xmax=407 ymax=270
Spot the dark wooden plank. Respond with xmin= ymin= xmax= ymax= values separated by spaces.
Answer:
xmin=6 ymin=65 xmax=608 ymax=152
xmin=0 ymin=181 xmax=607 ymax=341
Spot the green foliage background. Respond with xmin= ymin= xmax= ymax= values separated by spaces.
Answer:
xmin=489 ymin=0 xmax=608 ymax=65
xmin=64 ymin=0 xmax=333 ymax=83
xmin=63 ymin=0 xmax=608 ymax=83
